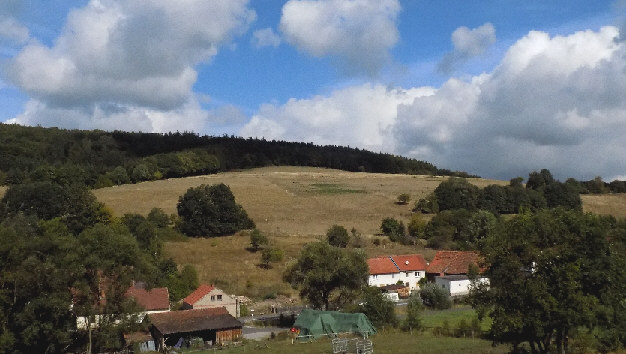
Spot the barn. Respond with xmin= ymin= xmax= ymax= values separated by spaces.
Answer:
xmin=149 ymin=307 xmax=242 ymax=350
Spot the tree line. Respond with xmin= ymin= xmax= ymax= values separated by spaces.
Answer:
xmin=0 ymin=124 xmax=475 ymax=188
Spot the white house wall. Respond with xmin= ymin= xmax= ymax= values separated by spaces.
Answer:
xmin=368 ymin=271 xmax=425 ymax=292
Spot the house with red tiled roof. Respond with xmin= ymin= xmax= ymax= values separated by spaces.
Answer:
xmin=425 ymin=251 xmax=482 ymax=278
xmin=149 ymin=307 xmax=242 ymax=349
xmin=182 ymin=284 xmax=240 ymax=317
xmin=126 ymin=284 xmax=170 ymax=317
xmin=426 ymin=251 xmax=489 ymax=297
xmin=367 ymin=254 xmax=428 ymax=292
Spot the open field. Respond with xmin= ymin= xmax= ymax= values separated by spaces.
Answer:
xmin=94 ymin=166 xmax=508 ymax=236
xmin=582 ymin=194 xmax=626 ymax=219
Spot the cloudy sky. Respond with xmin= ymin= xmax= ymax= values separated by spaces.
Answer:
xmin=1 ymin=0 xmax=624 ymax=181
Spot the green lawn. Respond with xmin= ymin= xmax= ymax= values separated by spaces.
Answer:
xmin=421 ymin=306 xmax=492 ymax=332
xmin=193 ymin=330 xmax=508 ymax=354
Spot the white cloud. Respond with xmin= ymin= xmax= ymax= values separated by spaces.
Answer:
xmin=279 ymin=0 xmax=400 ymax=75
xmin=438 ymin=23 xmax=496 ymax=74
xmin=252 ymin=28 xmax=281 ymax=48
xmin=242 ymin=27 xmax=626 ymax=180
xmin=241 ymin=83 xmax=434 ymax=152
xmin=0 ymin=17 xmax=29 ymax=45
xmin=5 ymin=0 xmax=255 ymax=131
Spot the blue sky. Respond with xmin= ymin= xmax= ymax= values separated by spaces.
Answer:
xmin=1 ymin=0 xmax=624 ymax=181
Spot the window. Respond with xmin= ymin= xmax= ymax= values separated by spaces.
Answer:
xmin=217 ymin=295 xmax=223 ymax=301
xmin=392 ymin=274 xmax=395 ymax=279
xmin=405 ymin=272 xmax=410 ymax=277
xmin=210 ymin=295 xmax=215 ymax=301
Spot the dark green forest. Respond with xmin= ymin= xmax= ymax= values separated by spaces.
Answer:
xmin=0 ymin=123 xmax=477 ymax=188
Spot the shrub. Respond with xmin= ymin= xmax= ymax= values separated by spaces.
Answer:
xmin=326 ymin=225 xmax=350 ymax=248
xmin=249 ymin=229 xmax=268 ymax=251
xmin=397 ymin=193 xmax=410 ymax=205
xmin=260 ymin=247 xmax=284 ymax=268
xmin=418 ymin=283 xmax=452 ymax=310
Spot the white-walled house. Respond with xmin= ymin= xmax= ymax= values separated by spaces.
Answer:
xmin=367 ymin=254 xmax=428 ymax=292
xmin=182 ymin=284 xmax=240 ymax=318
xmin=435 ymin=275 xmax=490 ymax=297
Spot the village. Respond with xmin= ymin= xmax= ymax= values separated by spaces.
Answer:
xmin=106 ymin=250 xmax=487 ymax=352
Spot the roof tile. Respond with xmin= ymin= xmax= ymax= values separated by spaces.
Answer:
xmin=367 ymin=257 xmax=399 ymax=275
xmin=126 ymin=286 xmax=170 ymax=311
xmin=426 ymin=251 xmax=482 ymax=275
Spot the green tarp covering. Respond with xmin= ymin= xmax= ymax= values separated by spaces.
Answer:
xmin=293 ymin=309 xmax=376 ymax=338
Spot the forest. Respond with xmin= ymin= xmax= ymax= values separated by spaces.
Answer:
xmin=0 ymin=123 xmax=475 ymax=188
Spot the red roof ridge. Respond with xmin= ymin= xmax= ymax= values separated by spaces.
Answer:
xmin=183 ymin=284 xmax=215 ymax=305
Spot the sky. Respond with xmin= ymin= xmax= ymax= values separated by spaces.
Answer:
xmin=0 ymin=0 xmax=625 ymax=181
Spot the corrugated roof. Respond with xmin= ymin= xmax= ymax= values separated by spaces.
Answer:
xmin=367 ymin=257 xmax=399 ymax=275
xmin=183 ymin=284 xmax=214 ymax=305
xmin=392 ymin=254 xmax=428 ymax=271
xmin=126 ymin=286 xmax=170 ymax=311
xmin=149 ymin=307 xmax=242 ymax=335
xmin=426 ymin=251 xmax=482 ymax=275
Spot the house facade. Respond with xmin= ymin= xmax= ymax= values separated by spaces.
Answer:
xmin=435 ymin=275 xmax=490 ymax=297
xmin=367 ymin=254 xmax=427 ymax=292
xmin=182 ymin=284 xmax=240 ymax=317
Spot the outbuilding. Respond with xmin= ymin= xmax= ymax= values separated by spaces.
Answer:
xmin=149 ymin=307 xmax=242 ymax=350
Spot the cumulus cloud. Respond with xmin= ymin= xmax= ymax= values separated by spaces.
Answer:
xmin=242 ymin=27 xmax=626 ymax=180
xmin=5 ymin=0 xmax=255 ymax=131
xmin=252 ymin=28 xmax=281 ymax=48
xmin=438 ymin=23 xmax=496 ymax=74
xmin=279 ymin=0 xmax=400 ymax=75
xmin=241 ymin=83 xmax=434 ymax=152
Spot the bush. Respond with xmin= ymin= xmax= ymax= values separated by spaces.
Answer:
xmin=326 ymin=225 xmax=350 ymax=248
xmin=260 ymin=247 xmax=284 ymax=268
xmin=249 ymin=229 xmax=268 ymax=251
xmin=357 ymin=287 xmax=397 ymax=327
xmin=402 ymin=295 xmax=423 ymax=332
xmin=418 ymin=283 xmax=452 ymax=310
xmin=177 ymin=183 xmax=255 ymax=237
xmin=397 ymin=193 xmax=410 ymax=205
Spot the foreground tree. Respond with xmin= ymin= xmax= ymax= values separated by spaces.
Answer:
xmin=284 ymin=242 xmax=368 ymax=310
xmin=356 ymin=287 xmax=397 ymax=328
xmin=177 ymin=183 xmax=255 ymax=237
xmin=471 ymin=209 xmax=626 ymax=353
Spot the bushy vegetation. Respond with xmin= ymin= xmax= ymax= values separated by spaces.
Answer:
xmin=419 ymin=283 xmax=453 ymax=310
xmin=326 ymin=224 xmax=350 ymax=248
xmin=0 ymin=206 xmax=198 ymax=353
xmin=176 ymin=183 xmax=255 ymax=237
xmin=470 ymin=208 xmax=626 ymax=353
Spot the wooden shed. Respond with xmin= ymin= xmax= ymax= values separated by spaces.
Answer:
xmin=149 ymin=307 xmax=242 ymax=350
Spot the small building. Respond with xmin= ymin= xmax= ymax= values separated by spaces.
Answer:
xmin=149 ymin=307 xmax=242 ymax=350
xmin=126 ymin=284 xmax=170 ymax=321
xmin=425 ymin=251 xmax=483 ymax=281
xmin=182 ymin=284 xmax=240 ymax=317
xmin=435 ymin=275 xmax=489 ymax=297
xmin=367 ymin=254 xmax=427 ymax=292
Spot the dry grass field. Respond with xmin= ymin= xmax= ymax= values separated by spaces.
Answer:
xmin=92 ymin=166 xmax=504 ymax=297
xmin=93 ymin=166 xmax=507 ymax=236
xmin=582 ymin=194 xmax=626 ymax=219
